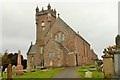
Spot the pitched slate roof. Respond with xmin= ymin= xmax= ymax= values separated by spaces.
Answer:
xmin=27 ymin=44 xmax=37 ymax=55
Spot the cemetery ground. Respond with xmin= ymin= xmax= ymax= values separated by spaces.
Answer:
xmin=76 ymin=64 xmax=105 ymax=78
xmin=2 ymin=64 xmax=105 ymax=79
xmin=2 ymin=67 xmax=64 ymax=79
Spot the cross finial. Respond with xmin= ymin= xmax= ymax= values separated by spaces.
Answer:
xmin=36 ymin=6 xmax=39 ymax=12
xmin=42 ymin=7 xmax=44 ymax=11
xmin=47 ymin=3 xmax=51 ymax=10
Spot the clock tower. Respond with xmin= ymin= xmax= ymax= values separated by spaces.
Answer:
xmin=35 ymin=4 xmax=56 ymax=66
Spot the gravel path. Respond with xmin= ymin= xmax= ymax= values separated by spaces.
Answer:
xmin=53 ymin=67 xmax=80 ymax=78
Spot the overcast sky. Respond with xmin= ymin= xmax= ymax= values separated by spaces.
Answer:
xmin=1 ymin=0 xmax=119 ymax=59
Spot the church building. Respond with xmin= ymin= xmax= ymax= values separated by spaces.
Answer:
xmin=27 ymin=4 xmax=98 ymax=70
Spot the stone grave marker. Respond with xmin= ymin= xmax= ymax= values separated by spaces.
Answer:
xmin=102 ymin=49 xmax=114 ymax=78
xmin=15 ymin=50 xmax=23 ymax=75
xmin=84 ymin=70 xmax=93 ymax=78
xmin=12 ymin=65 xmax=16 ymax=75
xmin=113 ymin=35 xmax=120 ymax=78
xmin=5 ymin=68 xmax=7 ymax=73
xmin=7 ymin=64 xmax=12 ymax=80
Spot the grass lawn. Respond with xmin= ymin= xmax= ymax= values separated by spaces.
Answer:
xmin=2 ymin=67 xmax=64 ymax=79
xmin=76 ymin=64 xmax=105 ymax=78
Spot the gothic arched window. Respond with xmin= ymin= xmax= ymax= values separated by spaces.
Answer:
xmin=55 ymin=31 xmax=65 ymax=42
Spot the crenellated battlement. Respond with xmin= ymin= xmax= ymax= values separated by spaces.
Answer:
xmin=36 ymin=4 xmax=56 ymax=18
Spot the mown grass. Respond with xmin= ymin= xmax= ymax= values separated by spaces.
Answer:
xmin=2 ymin=67 xmax=64 ymax=79
xmin=76 ymin=64 xmax=105 ymax=78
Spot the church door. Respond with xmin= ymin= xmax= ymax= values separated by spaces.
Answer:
xmin=75 ymin=54 xmax=78 ymax=66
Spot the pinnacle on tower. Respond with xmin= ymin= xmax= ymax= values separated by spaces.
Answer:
xmin=47 ymin=3 xmax=51 ymax=10
xmin=36 ymin=6 xmax=39 ymax=12
xmin=42 ymin=7 xmax=44 ymax=11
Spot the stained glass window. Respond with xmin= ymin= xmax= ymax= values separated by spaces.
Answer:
xmin=49 ymin=52 xmax=54 ymax=60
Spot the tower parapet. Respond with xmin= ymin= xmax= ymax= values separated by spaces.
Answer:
xmin=35 ymin=4 xmax=56 ymax=18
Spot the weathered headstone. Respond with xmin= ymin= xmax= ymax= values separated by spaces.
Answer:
xmin=102 ymin=49 xmax=114 ymax=78
xmin=12 ymin=65 xmax=16 ymax=75
xmin=113 ymin=35 xmax=120 ymax=78
xmin=7 ymin=64 xmax=12 ymax=80
xmin=0 ymin=66 xmax=2 ymax=79
xmin=102 ymin=55 xmax=114 ymax=78
xmin=5 ymin=68 xmax=7 ymax=73
xmin=84 ymin=70 xmax=93 ymax=78
xmin=15 ymin=50 xmax=23 ymax=75
xmin=1 ymin=66 xmax=3 ymax=77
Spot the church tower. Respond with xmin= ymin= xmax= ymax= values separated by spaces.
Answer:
xmin=35 ymin=4 xmax=56 ymax=66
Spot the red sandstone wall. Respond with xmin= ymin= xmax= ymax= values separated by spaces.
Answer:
xmin=75 ymin=34 xmax=92 ymax=65
xmin=44 ymin=18 xmax=95 ymax=66
xmin=44 ymin=40 xmax=64 ymax=67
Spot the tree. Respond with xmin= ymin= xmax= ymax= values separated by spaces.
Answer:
xmin=8 ymin=53 xmax=14 ymax=65
xmin=2 ymin=51 xmax=25 ymax=71
xmin=12 ymin=53 xmax=18 ymax=66
xmin=22 ymin=59 xmax=27 ymax=69
xmin=2 ymin=52 xmax=10 ymax=71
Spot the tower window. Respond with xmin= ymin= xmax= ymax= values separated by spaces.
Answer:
xmin=62 ymin=34 xmax=65 ymax=41
xmin=58 ymin=32 xmax=61 ymax=42
xmin=47 ymin=13 xmax=51 ymax=21
xmin=55 ymin=35 xmax=58 ymax=41
xmin=40 ymin=47 xmax=43 ymax=54
xmin=42 ymin=27 xmax=45 ymax=30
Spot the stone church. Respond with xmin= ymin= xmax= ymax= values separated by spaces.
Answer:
xmin=27 ymin=4 xmax=98 ymax=70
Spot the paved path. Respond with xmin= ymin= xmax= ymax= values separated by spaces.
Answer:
xmin=53 ymin=67 xmax=80 ymax=78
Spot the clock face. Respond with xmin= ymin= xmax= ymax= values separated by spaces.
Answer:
xmin=41 ymin=22 xmax=45 ymax=26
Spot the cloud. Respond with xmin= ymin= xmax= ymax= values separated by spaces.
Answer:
xmin=2 ymin=0 xmax=119 ymax=59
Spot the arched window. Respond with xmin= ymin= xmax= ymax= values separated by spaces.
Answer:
xmin=49 ymin=52 xmax=54 ymax=60
xmin=62 ymin=34 xmax=64 ymax=41
xmin=58 ymin=32 xmax=61 ymax=42
xmin=40 ymin=47 xmax=43 ymax=54
xmin=55 ymin=35 xmax=58 ymax=41
xmin=55 ymin=32 xmax=65 ymax=42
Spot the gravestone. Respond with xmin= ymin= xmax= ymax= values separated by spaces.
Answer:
xmin=113 ymin=35 xmax=120 ymax=78
xmin=84 ymin=70 xmax=93 ymax=78
xmin=102 ymin=49 xmax=114 ymax=78
xmin=15 ymin=50 xmax=23 ymax=75
xmin=12 ymin=65 xmax=16 ymax=75
xmin=5 ymin=68 xmax=7 ymax=73
xmin=0 ymin=66 xmax=2 ymax=79
xmin=7 ymin=64 xmax=12 ymax=80
xmin=1 ymin=66 xmax=3 ymax=77
xmin=102 ymin=55 xmax=114 ymax=78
